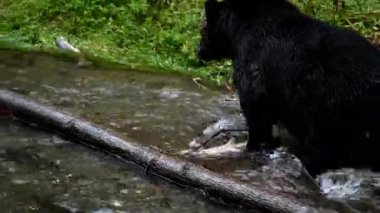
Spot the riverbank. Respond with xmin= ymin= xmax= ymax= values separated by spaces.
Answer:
xmin=1 ymin=0 xmax=379 ymax=86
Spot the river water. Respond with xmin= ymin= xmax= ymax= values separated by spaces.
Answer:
xmin=0 ymin=49 xmax=379 ymax=212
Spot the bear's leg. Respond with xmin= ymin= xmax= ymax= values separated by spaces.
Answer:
xmin=295 ymin=129 xmax=336 ymax=177
xmin=242 ymin=99 xmax=279 ymax=152
xmin=246 ymin=123 xmax=275 ymax=151
xmin=299 ymin=149 xmax=332 ymax=177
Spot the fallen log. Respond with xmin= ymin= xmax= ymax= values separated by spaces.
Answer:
xmin=0 ymin=89 xmax=349 ymax=213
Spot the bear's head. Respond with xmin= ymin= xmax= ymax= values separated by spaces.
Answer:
xmin=196 ymin=0 xmax=296 ymax=62
xmin=196 ymin=0 xmax=235 ymax=61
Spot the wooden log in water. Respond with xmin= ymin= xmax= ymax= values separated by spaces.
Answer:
xmin=0 ymin=89 xmax=342 ymax=213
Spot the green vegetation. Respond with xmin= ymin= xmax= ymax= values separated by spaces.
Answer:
xmin=1 ymin=0 xmax=379 ymax=86
xmin=295 ymin=0 xmax=379 ymax=41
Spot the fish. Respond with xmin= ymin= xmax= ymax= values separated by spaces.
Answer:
xmin=54 ymin=36 xmax=80 ymax=53
xmin=54 ymin=36 xmax=91 ymax=67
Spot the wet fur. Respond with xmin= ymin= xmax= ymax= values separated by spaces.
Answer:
xmin=197 ymin=0 xmax=380 ymax=176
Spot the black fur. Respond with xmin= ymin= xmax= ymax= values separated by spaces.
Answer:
xmin=197 ymin=0 xmax=380 ymax=176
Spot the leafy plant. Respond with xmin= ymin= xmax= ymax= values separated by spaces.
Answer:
xmin=1 ymin=0 xmax=379 ymax=86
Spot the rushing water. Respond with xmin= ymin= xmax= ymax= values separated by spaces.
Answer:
xmin=0 ymin=50 xmax=241 ymax=212
xmin=0 ymin=49 xmax=379 ymax=212
xmin=0 ymin=119 xmax=235 ymax=212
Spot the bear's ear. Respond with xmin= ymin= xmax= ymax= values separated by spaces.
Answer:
xmin=205 ymin=0 xmax=225 ymax=18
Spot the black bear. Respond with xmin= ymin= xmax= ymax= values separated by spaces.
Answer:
xmin=196 ymin=0 xmax=380 ymax=176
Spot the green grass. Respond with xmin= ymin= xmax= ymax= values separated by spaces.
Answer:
xmin=1 ymin=0 xmax=379 ymax=86
xmin=295 ymin=0 xmax=380 ymax=42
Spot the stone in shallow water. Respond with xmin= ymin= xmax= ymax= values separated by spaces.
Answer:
xmin=184 ymin=115 xmax=380 ymax=211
